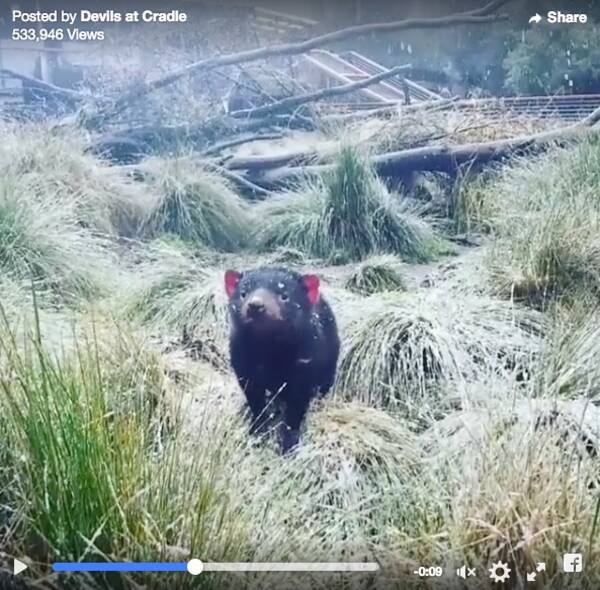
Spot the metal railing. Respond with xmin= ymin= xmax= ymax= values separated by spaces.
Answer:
xmin=453 ymin=94 xmax=600 ymax=122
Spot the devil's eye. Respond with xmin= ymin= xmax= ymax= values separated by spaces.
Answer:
xmin=240 ymin=290 xmax=247 ymax=298
xmin=280 ymin=292 xmax=289 ymax=301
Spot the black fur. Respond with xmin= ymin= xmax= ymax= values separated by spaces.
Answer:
xmin=226 ymin=267 xmax=340 ymax=453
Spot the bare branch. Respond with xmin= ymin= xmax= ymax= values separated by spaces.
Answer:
xmin=200 ymin=132 xmax=284 ymax=156
xmin=0 ymin=68 xmax=85 ymax=101
xmin=230 ymin=64 xmax=411 ymax=119
xmin=203 ymin=162 xmax=272 ymax=197
xmin=228 ymin=151 xmax=316 ymax=171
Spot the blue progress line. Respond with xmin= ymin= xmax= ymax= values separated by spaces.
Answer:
xmin=52 ymin=562 xmax=188 ymax=573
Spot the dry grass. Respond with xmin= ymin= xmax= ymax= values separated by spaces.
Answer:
xmin=124 ymin=240 xmax=231 ymax=367
xmin=421 ymin=386 xmax=600 ymax=584
xmin=338 ymin=287 xmax=544 ymax=413
xmin=0 ymin=172 xmax=114 ymax=301
xmin=344 ymin=255 xmax=407 ymax=295
xmin=457 ymin=137 xmax=600 ymax=307
xmin=137 ymin=156 xmax=251 ymax=251
xmin=252 ymin=145 xmax=449 ymax=264
xmin=0 ymin=123 xmax=149 ymax=237
xmin=342 ymin=107 xmax=560 ymax=155
xmin=537 ymin=303 xmax=600 ymax=402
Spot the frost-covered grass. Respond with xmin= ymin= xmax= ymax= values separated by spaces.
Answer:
xmin=0 ymin=123 xmax=148 ymax=237
xmin=252 ymin=146 xmax=450 ymax=264
xmin=138 ymin=156 xmax=252 ymax=251
xmin=337 ymin=288 xmax=543 ymax=412
xmin=456 ymin=138 xmax=600 ymax=307
xmin=0 ymin=173 xmax=113 ymax=301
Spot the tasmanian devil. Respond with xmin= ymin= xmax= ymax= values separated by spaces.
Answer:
xmin=225 ymin=266 xmax=340 ymax=453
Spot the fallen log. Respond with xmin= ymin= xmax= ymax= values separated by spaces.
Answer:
xmin=242 ymin=105 xmax=600 ymax=187
xmin=94 ymin=0 xmax=509 ymax=123
xmin=200 ymin=132 xmax=283 ymax=156
xmin=119 ymin=160 xmax=271 ymax=199
xmin=320 ymin=106 xmax=397 ymax=124
xmin=227 ymin=151 xmax=318 ymax=170
xmin=88 ymin=113 xmax=313 ymax=163
xmin=230 ymin=64 xmax=411 ymax=119
xmin=0 ymin=68 xmax=85 ymax=102
xmin=203 ymin=163 xmax=272 ymax=197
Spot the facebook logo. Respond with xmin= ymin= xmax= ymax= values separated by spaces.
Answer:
xmin=563 ymin=553 xmax=583 ymax=573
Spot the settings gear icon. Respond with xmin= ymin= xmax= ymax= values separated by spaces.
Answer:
xmin=488 ymin=560 xmax=511 ymax=583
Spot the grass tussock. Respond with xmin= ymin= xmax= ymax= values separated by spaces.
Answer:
xmin=537 ymin=303 xmax=600 ymax=402
xmin=0 ymin=123 xmax=149 ymax=236
xmin=0 ymin=174 xmax=112 ymax=301
xmin=338 ymin=288 xmax=543 ymax=412
xmin=252 ymin=146 xmax=448 ymax=263
xmin=0 ymin=319 xmax=252 ymax=584
xmin=344 ymin=255 xmax=406 ymax=295
xmin=462 ymin=138 xmax=600 ymax=306
xmin=138 ymin=156 xmax=251 ymax=251
xmin=126 ymin=241 xmax=230 ymax=366
xmin=452 ymin=170 xmax=496 ymax=235
xmin=223 ymin=401 xmax=423 ymax=570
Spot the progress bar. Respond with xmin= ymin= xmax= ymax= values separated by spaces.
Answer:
xmin=53 ymin=562 xmax=187 ymax=572
xmin=52 ymin=560 xmax=379 ymax=575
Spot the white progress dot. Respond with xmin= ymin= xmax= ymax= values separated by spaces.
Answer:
xmin=187 ymin=559 xmax=204 ymax=575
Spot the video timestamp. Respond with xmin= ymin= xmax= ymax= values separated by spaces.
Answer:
xmin=413 ymin=566 xmax=444 ymax=577
xmin=11 ymin=28 xmax=103 ymax=42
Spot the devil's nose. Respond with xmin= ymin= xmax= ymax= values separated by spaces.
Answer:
xmin=247 ymin=300 xmax=266 ymax=316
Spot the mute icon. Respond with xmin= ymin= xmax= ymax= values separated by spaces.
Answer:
xmin=456 ymin=564 xmax=476 ymax=578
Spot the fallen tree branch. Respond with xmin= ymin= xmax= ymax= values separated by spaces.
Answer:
xmin=228 ymin=151 xmax=319 ymax=171
xmin=227 ymin=151 xmax=318 ymax=170
xmin=203 ymin=162 xmax=272 ymax=197
xmin=88 ymin=113 xmax=313 ymax=163
xmin=374 ymin=105 xmax=600 ymax=175
xmin=119 ymin=160 xmax=271 ymax=198
xmin=97 ymin=0 xmax=510 ymax=122
xmin=200 ymin=132 xmax=284 ymax=156
xmin=242 ymin=106 xmax=600 ymax=186
xmin=0 ymin=68 xmax=85 ymax=101
xmin=318 ymin=97 xmax=456 ymax=124
xmin=230 ymin=64 xmax=411 ymax=119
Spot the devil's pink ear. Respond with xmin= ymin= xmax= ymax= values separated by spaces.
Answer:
xmin=302 ymin=274 xmax=320 ymax=305
xmin=225 ymin=270 xmax=241 ymax=298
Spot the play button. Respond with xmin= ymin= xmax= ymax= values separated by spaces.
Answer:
xmin=13 ymin=559 xmax=27 ymax=575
